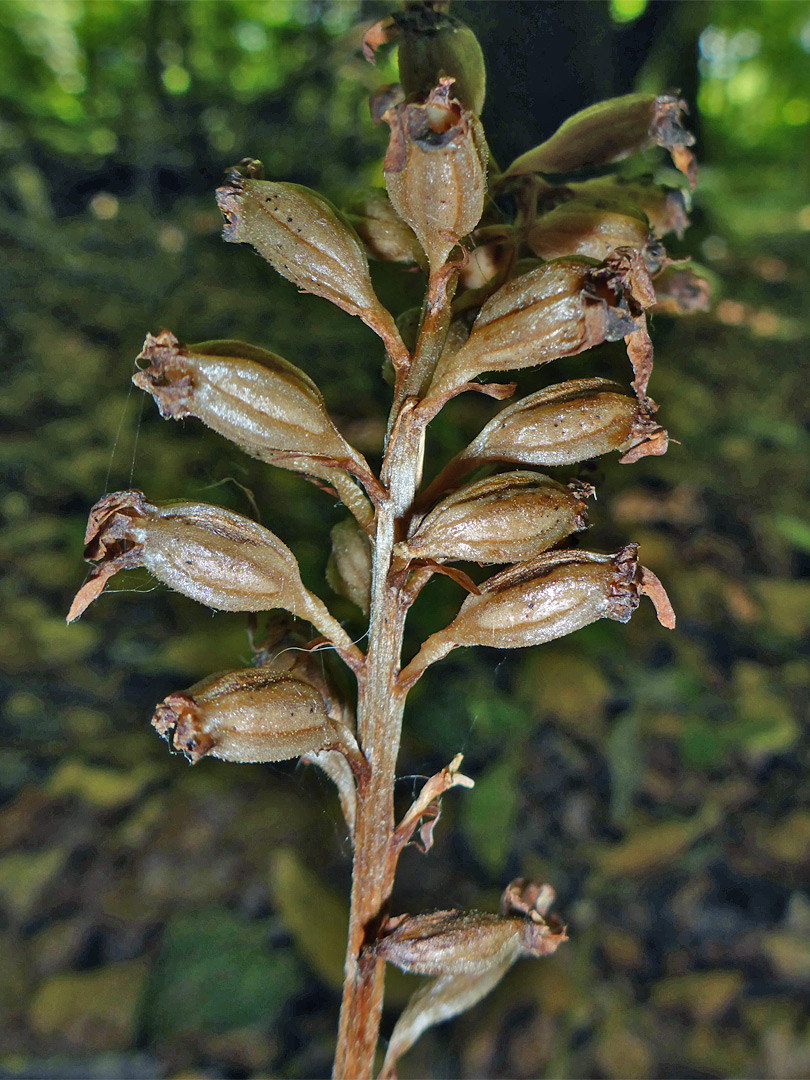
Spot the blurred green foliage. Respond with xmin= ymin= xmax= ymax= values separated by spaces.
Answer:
xmin=1 ymin=1 xmax=808 ymax=1078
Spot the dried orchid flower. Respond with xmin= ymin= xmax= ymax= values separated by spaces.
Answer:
xmin=69 ymin=6 xmax=702 ymax=1077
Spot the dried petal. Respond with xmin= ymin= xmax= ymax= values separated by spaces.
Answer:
xmin=67 ymin=491 xmax=362 ymax=668
xmin=394 ymin=8 xmax=486 ymax=116
xmin=502 ymin=93 xmax=697 ymax=188
xmin=424 ymin=258 xmax=637 ymax=406
xmin=401 ymin=471 xmax=589 ymax=565
xmin=344 ymin=189 xmax=426 ymax=267
xmin=151 ymin=668 xmax=355 ymax=765
xmin=383 ymin=81 xmax=487 ymax=276
xmin=215 ymin=173 xmax=406 ymax=363
xmin=400 ymin=544 xmax=674 ymax=686
xmin=326 ymin=518 xmax=372 ymax=615
xmin=458 ymin=378 xmax=668 ymax=470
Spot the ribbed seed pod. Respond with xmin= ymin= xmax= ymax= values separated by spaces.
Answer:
xmin=502 ymin=93 xmax=696 ymax=188
xmin=215 ymin=165 xmax=404 ymax=357
xmin=326 ymin=517 xmax=373 ymax=614
xmin=564 ymin=176 xmax=690 ymax=239
xmin=400 ymin=545 xmax=674 ymax=688
xmin=424 ymin=259 xmax=637 ymax=405
xmin=373 ymin=911 xmax=525 ymax=977
xmin=526 ymin=204 xmax=653 ymax=267
xmin=455 ymin=378 xmax=668 ymax=470
xmin=151 ymin=668 xmax=355 ymax=765
xmin=395 ymin=8 xmax=486 ymax=116
xmin=400 ymin=472 xmax=590 ymax=565
xmin=383 ymin=80 xmax=487 ymax=275
xmin=134 ymin=331 xmax=362 ymax=466
xmin=66 ymin=491 xmax=354 ymax=660
xmin=343 ymin=188 xmax=426 ymax=267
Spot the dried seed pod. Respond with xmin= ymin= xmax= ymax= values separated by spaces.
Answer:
xmin=132 ymin=331 xmax=374 ymax=526
xmin=373 ymin=910 xmax=525 ymax=977
xmin=383 ymin=80 xmax=487 ymax=276
xmin=502 ymin=93 xmax=697 ymax=188
xmin=66 ymin=491 xmax=361 ymax=666
xmin=377 ymin=879 xmax=566 ymax=1079
xmin=565 ymin=176 xmax=690 ymax=238
xmin=343 ymin=189 xmax=426 ymax=268
xmin=326 ymin=517 xmax=372 ymax=614
xmin=400 ymin=471 xmax=590 ymax=565
xmin=216 ymin=168 xmax=405 ymax=363
xmin=152 ymin=668 xmax=356 ymax=765
xmin=395 ymin=8 xmax=486 ymax=116
xmin=652 ymin=264 xmax=711 ymax=315
xmin=526 ymin=204 xmax=654 ymax=267
xmin=455 ymin=378 xmax=668 ymax=471
xmin=424 ymin=259 xmax=637 ymax=406
xmin=400 ymin=545 xmax=675 ymax=686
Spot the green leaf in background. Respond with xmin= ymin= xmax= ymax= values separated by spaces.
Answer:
xmin=462 ymin=757 xmax=519 ymax=876
xmin=144 ymin=908 xmax=301 ymax=1039
xmin=762 ymin=512 xmax=810 ymax=554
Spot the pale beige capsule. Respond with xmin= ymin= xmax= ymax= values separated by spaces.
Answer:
xmin=343 ymin=189 xmax=426 ymax=267
xmin=215 ymin=169 xmax=405 ymax=362
xmin=400 ymin=472 xmax=589 ymax=565
xmin=66 ymin=492 xmax=361 ymax=665
xmin=383 ymin=80 xmax=487 ymax=276
xmin=458 ymin=378 xmax=668 ymax=470
xmin=151 ymin=668 xmax=354 ymax=765
xmin=326 ymin=517 xmax=372 ymax=614
xmin=372 ymin=911 xmax=525 ymax=977
xmin=526 ymin=205 xmax=653 ymax=267
xmin=424 ymin=260 xmax=636 ymax=405
xmin=502 ymin=93 xmax=696 ymax=188
xmin=399 ymin=545 xmax=674 ymax=687
xmin=565 ymin=176 xmax=690 ymax=239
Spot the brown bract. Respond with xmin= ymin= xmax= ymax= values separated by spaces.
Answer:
xmin=502 ymin=92 xmax=697 ymax=189
xmin=383 ymin=80 xmax=487 ymax=276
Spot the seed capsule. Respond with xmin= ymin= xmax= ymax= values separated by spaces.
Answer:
xmin=424 ymin=259 xmax=637 ymax=405
xmin=151 ymin=668 xmax=354 ymax=765
xmin=395 ymin=8 xmax=486 ymax=116
xmin=502 ymin=93 xmax=697 ymax=188
xmin=215 ymin=170 xmax=404 ymax=360
xmin=400 ymin=472 xmax=590 ymax=565
xmin=344 ymin=188 xmax=426 ymax=268
xmin=399 ymin=545 xmax=675 ymax=686
xmin=326 ymin=517 xmax=372 ymax=614
xmin=373 ymin=910 xmax=525 ymax=977
xmin=66 ymin=492 xmax=358 ymax=664
xmin=564 ymin=176 xmax=690 ymax=239
xmin=457 ymin=378 xmax=668 ymax=470
xmin=526 ymin=204 xmax=655 ymax=268
xmin=383 ymin=80 xmax=487 ymax=276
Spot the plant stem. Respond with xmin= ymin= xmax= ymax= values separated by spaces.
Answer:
xmin=334 ymin=281 xmax=454 ymax=1078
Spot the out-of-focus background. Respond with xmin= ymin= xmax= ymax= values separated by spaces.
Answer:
xmin=1 ymin=1 xmax=808 ymax=1077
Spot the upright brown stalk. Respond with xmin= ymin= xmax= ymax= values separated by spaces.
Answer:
xmin=70 ymin=6 xmax=702 ymax=1078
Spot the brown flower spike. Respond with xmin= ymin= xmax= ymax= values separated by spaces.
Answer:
xmin=69 ymin=8 xmax=701 ymax=1077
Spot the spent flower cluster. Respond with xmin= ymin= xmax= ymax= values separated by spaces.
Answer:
xmin=70 ymin=5 xmax=703 ymax=1077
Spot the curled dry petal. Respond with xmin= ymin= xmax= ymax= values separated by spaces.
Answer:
xmin=399 ymin=544 xmax=675 ymax=687
xmin=502 ymin=93 xmax=697 ymax=188
xmin=383 ymin=80 xmax=487 ymax=276
xmin=458 ymin=377 xmax=668 ymax=471
xmin=151 ymin=668 xmax=356 ymax=765
xmin=67 ymin=491 xmax=363 ymax=669
xmin=423 ymin=258 xmax=638 ymax=407
xmin=400 ymin=471 xmax=590 ymax=565
xmin=215 ymin=170 xmax=406 ymax=366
